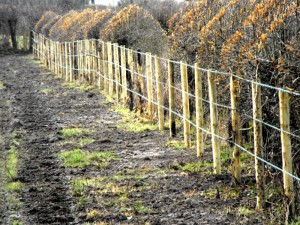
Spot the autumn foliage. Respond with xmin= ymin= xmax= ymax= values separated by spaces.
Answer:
xmin=101 ymin=5 xmax=167 ymax=55
xmin=34 ymin=11 xmax=58 ymax=34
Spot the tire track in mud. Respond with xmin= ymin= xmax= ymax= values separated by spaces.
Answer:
xmin=0 ymin=53 xmax=74 ymax=224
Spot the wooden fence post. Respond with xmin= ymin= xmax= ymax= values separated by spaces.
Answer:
xmin=155 ymin=56 xmax=164 ymax=133
xmin=69 ymin=42 xmax=73 ymax=82
xmin=65 ymin=42 xmax=68 ymax=81
xmin=97 ymin=42 xmax=102 ymax=89
xmin=60 ymin=42 xmax=63 ymax=78
xmin=92 ymin=39 xmax=97 ymax=85
xmin=168 ymin=60 xmax=176 ymax=137
xmin=121 ymin=46 xmax=127 ymax=104
xmin=208 ymin=71 xmax=220 ymax=174
xmin=146 ymin=53 xmax=154 ymax=119
xmin=137 ymin=51 xmax=145 ymax=113
xmin=230 ymin=75 xmax=241 ymax=183
xmin=195 ymin=63 xmax=204 ymax=157
xmin=279 ymin=91 xmax=295 ymax=220
xmin=102 ymin=42 xmax=108 ymax=94
xmin=107 ymin=42 xmax=114 ymax=97
xmin=252 ymin=79 xmax=265 ymax=210
xmin=114 ymin=43 xmax=120 ymax=103
xmin=181 ymin=62 xmax=191 ymax=148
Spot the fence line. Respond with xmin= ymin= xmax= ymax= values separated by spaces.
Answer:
xmin=32 ymin=32 xmax=299 ymax=214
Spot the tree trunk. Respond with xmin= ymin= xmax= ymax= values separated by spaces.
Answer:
xmin=8 ymin=19 xmax=18 ymax=49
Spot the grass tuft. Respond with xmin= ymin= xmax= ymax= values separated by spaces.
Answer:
xmin=6 ymin=148 xmax=18 ymax=181
xmin=59 ymin=128 xmax=83 ymax=139
xmin=237 ymin=206 xmax=255 ymax=216
xmin=115 ymin=106 xmax=158 ymax=132
xmin=58 ymin=149 xmax=116 ymax=168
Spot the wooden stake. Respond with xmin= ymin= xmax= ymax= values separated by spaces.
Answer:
xmin=181 ymin=62 xmax=191 ymax=148
xmin=195 ymin=63 xmax=204 ymax=157
xmin=230 ymin=75 xmax=241 ymax=183
xmin=168 ymin=60 xmax=176 ymax=137
xmin=155 ymin=56 xmax=164 ymax=133
xmin=107 ymin=42 xmax=114 ymax=96
xmin=208 ymin=71 xmax=220 ymax=174
xmin=92 ymin=39 xmax=97 ymax=85
xmin=146 ymin=53 xmax=154 ymax=119
xmin=128 ymin=49 xmax=134 ymax=85
xmin=137 ymin=51 xmax=145 ymax=112
xmin=69 ymin=42 xmax=72 ymax=82
xmin=102 ymin=42 xmax=108 ymax=94
xmin=279 ymin=91 xmax=295 ymax=220
xmin=65 ymin=42 xmax=68 ymax=81
xmin=114 ymin=43 xmax=120 ymax=102
xmin=252 ymin=80 xmax=265 ymax=210
xmin=97 ymin=50 xmax=101 ymax=89
xmin=121 ymin=46 xmax=127 ymax=104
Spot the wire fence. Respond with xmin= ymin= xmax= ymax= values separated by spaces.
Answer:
xmin=32 ymin=32 xmax=299 ymax=212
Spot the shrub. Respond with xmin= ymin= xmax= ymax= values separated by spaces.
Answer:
xmin=101 ymin=4 xmax=167 ymax=55
xmin=41 ymin=15 xmax=61 ymax=37
xmin=34 ymin=11 xmax=57 ymax=34
xmin=83 ymin=10 xmax=112 ymax=40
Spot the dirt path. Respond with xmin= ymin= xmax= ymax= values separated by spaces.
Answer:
xmin=0 ymin=52 xmax=268 ymax=224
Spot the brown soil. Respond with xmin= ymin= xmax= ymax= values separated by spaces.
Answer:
xmin=0 ymin=52 xmax=275 ymax=224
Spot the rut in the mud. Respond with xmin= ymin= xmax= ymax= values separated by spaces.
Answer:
xmin=0 ymin=52 xmax=74 ymax=224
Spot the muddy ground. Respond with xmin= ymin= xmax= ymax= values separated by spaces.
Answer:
xmin=0 ymin=52 xmax=279 ymax=224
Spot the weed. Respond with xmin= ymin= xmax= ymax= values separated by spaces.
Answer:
xmin=133 ymin=201 xmax=151 ymax=214
xmin=58 ymin=149 xmax=116 ymax=168
xmin=86 ymin=209 xmax=103 ymax=220
xmin=237 ymin=206 xmax=255 ymax=216
xmin=40 ymin=88 xmax=54 ymax=95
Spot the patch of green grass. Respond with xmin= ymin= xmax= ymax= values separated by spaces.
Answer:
xmin=290 ymin=217 xmax=300 ymax=225
xmin=133 ymin=201 xmax=151 ymax=214
xmin=0 ymin=81 xmax=5 ymax=89
xmin=180 ymin=161 xmax=213 ymax=174
xmin=112 ymin=174 xmax=146 ymax=181
xmin=6 ymin=148 xmax=18 ymax=181
xmin=115 ymin=106 xmax=158 ymax=132
xmin=79 ymin=137 xmax=94 ymax=147
xmin=11 ymin=220 xmax=23 ymax=225
xmin=40 ymin=88 xmax=54 ymax=95
xmin=58 ymin=149 xmax=116 ymax=168
xmin=72 ymin=178 xmax=106 ymax=196
xmin=63 ymin=81 xmax=78 ymax=88
xmin=166 ymin=139 xmax=187 ymax=150
xmin=59 ymin=128 xmax=83 ymax=139
xmin=6 ymin=181 xmax=22 ymax=192
xmin=63 ymin=81 xmax=97 ymax=92
xmin=237 ymin=206 xmax=255 ymax=216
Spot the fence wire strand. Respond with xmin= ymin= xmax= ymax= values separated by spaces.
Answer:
xmin=32 ymin=34 xmax=300 ymax=183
